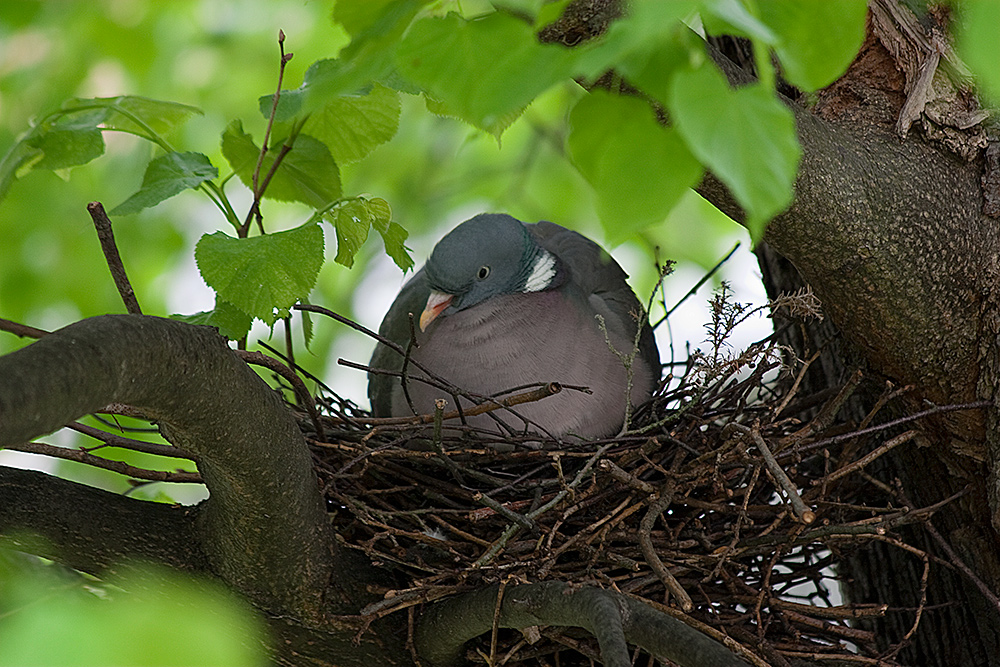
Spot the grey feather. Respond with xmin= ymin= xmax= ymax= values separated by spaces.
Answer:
xmin=368 ymin=213 xmax=660 ymax=439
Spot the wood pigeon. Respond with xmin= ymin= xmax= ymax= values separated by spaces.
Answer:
xmin=367 ymin=213 xmax=660 ymax=439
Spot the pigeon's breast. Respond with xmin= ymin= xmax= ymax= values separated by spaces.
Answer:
xmin=393 ymin=291 xmax=653 ymax=439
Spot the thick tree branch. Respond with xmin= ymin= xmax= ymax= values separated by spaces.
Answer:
xmin=415 ymin=582 xmax=750 ymax=667
xmin=0 ymin=315 xmax=375 ymax=620
xmin=0 ymin=465 xmax=208 ymax=574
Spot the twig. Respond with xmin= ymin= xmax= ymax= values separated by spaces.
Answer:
xmin=773 ymin=349 xmax=821 ymax=417
xmin=637 ymin=480 xmax=693 ymax=611
xmin=0 ymin=318 xmax=49 ymax=339
xmin=924 ymin=520 xmax=1000 ymax=613
xmin=654 ymin=241 xmax=740 ymax=328
xmin=242 ymin=30 xmax=294 ymax=237
xmin=598 ymin=459 xmax=655 ymax=495
xmin=793 ymin=400 xmax=992 ymax=455
xmin=814 ymin=430 xmax=918 ymax=486
xmin=780 ymin=369 xmax=864 ymax=447
xmin=333 ymin=366 xmax=563 ymax=427
xmin=474 ymin=493 xmax=536 ymax=531
xmin=490 ymin=579 xmax=509 ymax=667
xmin=7 ymin=440 xmax=202 ymax=483
xmin=733 ymin=423 xmax=815 ymax=524
xmin=87 ymin=202 xmax=142 ymax=314
xmin=67 ymin=421 xmax=195 ymax=459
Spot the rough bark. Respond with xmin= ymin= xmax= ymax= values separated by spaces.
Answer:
xmin=695 ymin=6 xmax=1000 ymax=663
xmin=0 ymin=465 xmax=208 ymax=575
xmin=0 ymin=315 xmax=376 ymax=620
xmin=416 ymin=582 xmax=751 ymax=667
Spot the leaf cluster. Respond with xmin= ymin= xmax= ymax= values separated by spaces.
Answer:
xmin=11 ymin=0 xmax=998 ymax=341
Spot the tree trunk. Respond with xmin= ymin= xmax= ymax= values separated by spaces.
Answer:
xmin=699 ymin=3 xmax=1000 ymax=661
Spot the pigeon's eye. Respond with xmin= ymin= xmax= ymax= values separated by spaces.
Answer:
xmin=477 ymin=266 xmax=490 ymax=280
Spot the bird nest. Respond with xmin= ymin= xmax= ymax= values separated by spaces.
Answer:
xmin=292 ymin=287 xmax=982 ymax=667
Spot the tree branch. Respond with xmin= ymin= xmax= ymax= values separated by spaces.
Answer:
xmin=0 ymin=466 xmax=208 ymax=574
xmin=0 ymin=315 xmax=377 ymax=620
xmin=415 ymin=582 xmax=750 ymax=667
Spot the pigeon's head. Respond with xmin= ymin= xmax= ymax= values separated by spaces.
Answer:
xmin=420 ymin=213 xmax=560 ymax=330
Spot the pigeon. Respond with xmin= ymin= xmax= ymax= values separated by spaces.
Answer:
xmin=368 ymin=213 xmax=660 ymax=439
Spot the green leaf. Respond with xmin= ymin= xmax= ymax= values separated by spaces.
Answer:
xmin=332 ymin=200 xmax=371 ymax=268
xmin=396 ymin=12 xmax=575 ymax=135
xmin=571 ymin=0 xmax=698 ymax=81
xmin=367 ymin=197 xmax=392 ymax=232
xmin=365 ymin=196 xmax=412 ymax=270
xmin=702 ymin=0 xmax=779 ymax=44
xmin=268 ymin=1 xmax=426 ymax=119
xmin=111 ymin=152 xmax=218 ymax=215
xmin=334 ymin=0 xmax=404 ymax=36
xmin=379 ymin=221 xmax=413 ymax=272
xmin=669 ymin=64 xmax=801 ymax=242
xmin=221 ymin=121 xmax=341 ymax=208
xmin=172 ymin=299 xmax=253 ymax=340
xmin=957 ymin=0 xmax=1000 ymax=102
xmin=568 ymin=91 xmax=702 ymax=243
xmin=27 ymin=127 xmax=105 ymax=172
xmin=323 ymin=197 xmax=411 ymax=270
xmin=195 ymin=223 xmax=325 ymax=325
xmin=304 ymin=84 xmax=401 ymax=164
xmin=758 ymin=0 xmax=867 ymax=91
xmin=65 ymin=95 xmax=203 ymax=138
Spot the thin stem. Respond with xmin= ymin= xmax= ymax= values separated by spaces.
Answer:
xmin=87 ymin=202 xmax=142 ymax=315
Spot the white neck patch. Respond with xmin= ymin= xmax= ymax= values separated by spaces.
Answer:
xmin=523 ymin=251 xmax=558 ymax=292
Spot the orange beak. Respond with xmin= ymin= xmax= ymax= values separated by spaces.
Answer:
xmin=419 ymin=290 xmax=454 ymax=331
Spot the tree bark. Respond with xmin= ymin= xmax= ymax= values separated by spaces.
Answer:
xmin=0 ymin=315 xmax=380 ymax=620
xmin=0 ymin=465 xmax=208 ymax=575
xmin=694 ymin=6 xmax=1000 ymax=663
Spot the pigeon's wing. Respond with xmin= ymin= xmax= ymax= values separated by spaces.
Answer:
xmin=367 ymin=268 xmax=430 ymax=416
xmin=528 ymin=221 xmax=660 ymax=379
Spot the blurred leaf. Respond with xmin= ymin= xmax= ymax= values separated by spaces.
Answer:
xmin=111 ymin=152 xmax=218 ymax=216
xmin=569 ymin=91 xmax=702 ymax=243
xmin=396 ymin=12 xmax=575 ymax=135
xmin=195 ymin=223 xmax=325 ymax=325
xmin=669 ymin=64 xmax=800 ymax=242
xmin=0 ymin=96 xmax=201 ymax=203
xmin=334 ymin=0 xmax=404 ymax=35
xmin=0 ymin=141 xmax=42 ymax=201
xmin=702 ymin=0 xmax=779 ymax=44
xmin=0 ymin=560 xmax=269 ymax=667
xmin=758 ymin=0 xmax=867 ymax=91
xmin=221 ymin=121 xmax=342 ymax=208
xmin=65 ymin=96 xmax=203 ymax=139
xmin=571 ymin=0 xmax=698 ymax=80
xmin=172 ymin=299 xmax=254 ymax=340
xmin=305 ymin=84 xmax=401 ymax=164
xmin=268 ymin=0 xmax=427 ymax=118
xmin=956 ymin=0 xmax=1000 ymax=102
xmin=27 ymin=127 xmax=105 ymax=172
xmin=534 ymin=0 xmax=573 ymax=29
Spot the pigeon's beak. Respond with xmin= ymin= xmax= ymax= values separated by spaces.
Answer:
xmin=419 ymin=290 xmax=454 ymax=331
